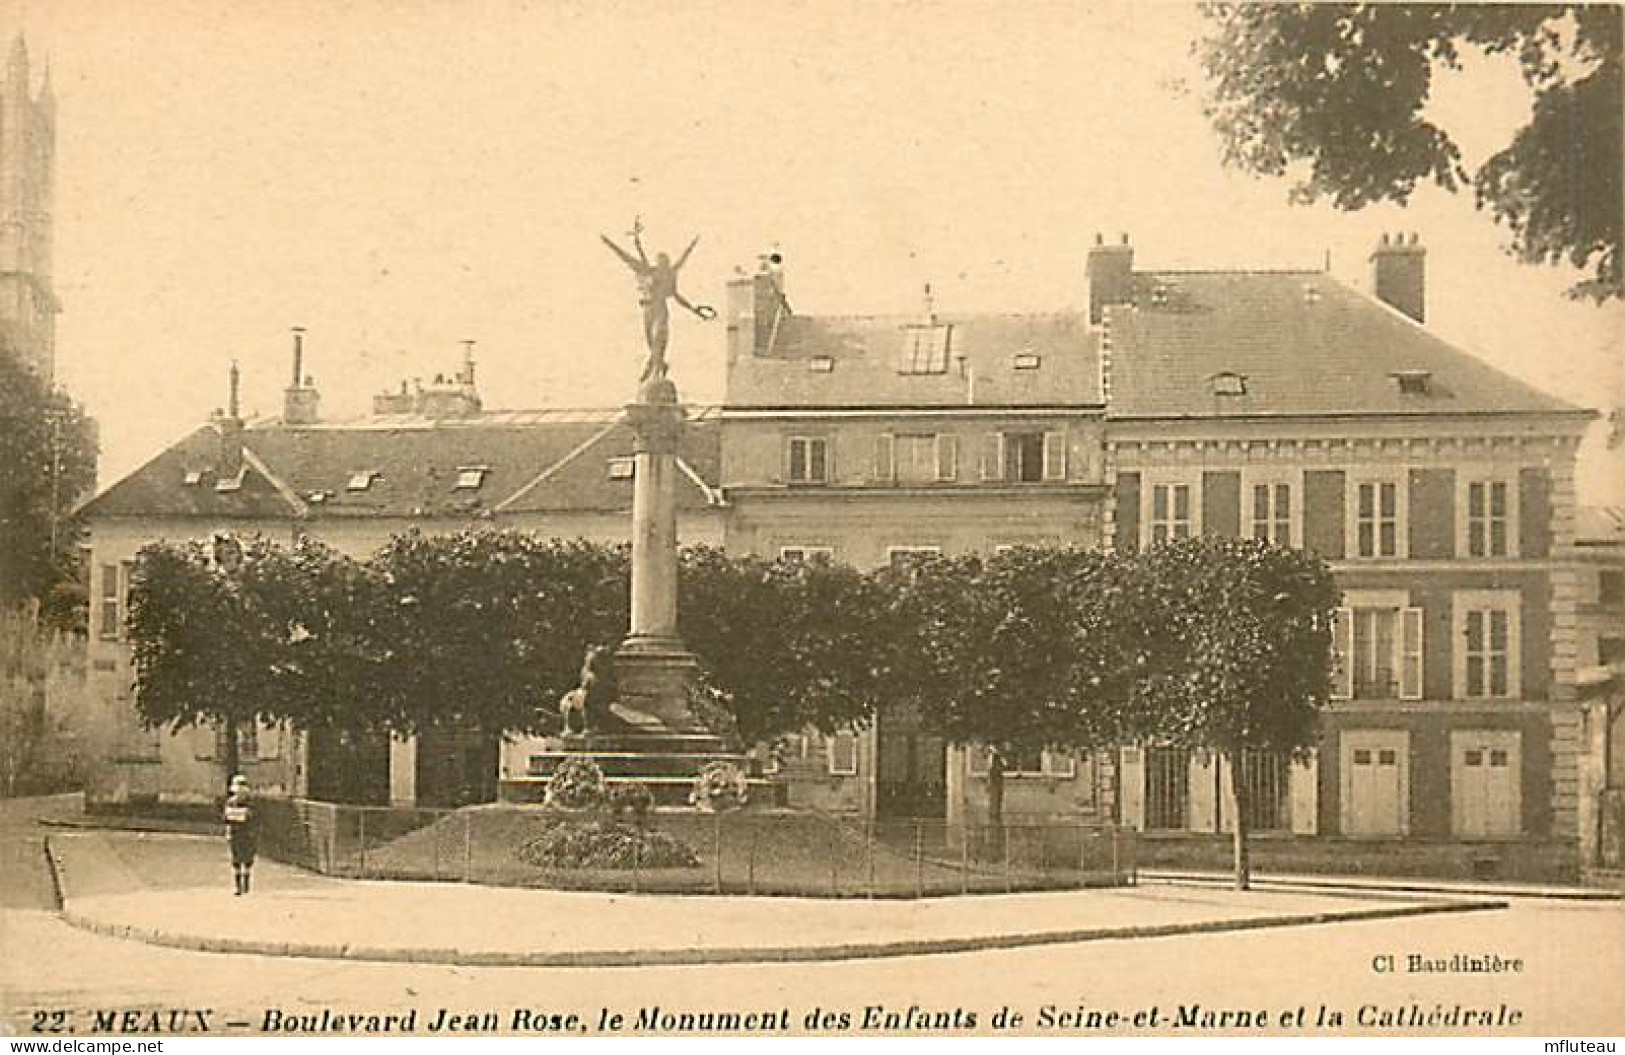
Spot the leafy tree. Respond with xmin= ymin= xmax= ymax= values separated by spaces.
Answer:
xmin=127 ymin=534 xmax=363 ymax=779
xmin=679 ymin=547 xmax=889 ymax=745
xmin=1129 ymin=537 xmax=1340 ymax=889
xmin=366 ymin=531 xmax=628 ymax=737
xmin=884 ymin=547 xmax=1121 ymax=829
xmin=0 ymin=349 xmax=99 ymax=623
xmin=1196 ymin=3 xmax=1622 ymax=300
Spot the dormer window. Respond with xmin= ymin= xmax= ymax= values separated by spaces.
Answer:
xmin=346 ymin=470 xmax=379 ymax=492
xmin=898 ymin=324 xmax=952 ymax=375
xmin=182 ymin=469 xmax=205 ymax=487
xmin=607 ymin=457 xmax=635 ymax=480
xmin=306 ymin=490 xmax=328 ymax=504
xmin=809 ymin=355 xmax=835 ymax=373
xmin=454 ymin=466 xmax=489 ymax=490
xmin=214 ymin=467 xmax=246 ymax=493
xmin=1210 ymin=372 xmax=1247 ymax=397
xmin=1390 ymin=370 xmax=1433 ymax=395
xmin=1013 ymin=352 xmax=1042 ymax=371
xmin=1303 ymin=283 xmax=1322 ymax=304
xmin=1150 ymin=283 xmax=1170 ymax=307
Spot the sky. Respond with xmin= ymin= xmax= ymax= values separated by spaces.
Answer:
xmin=6 ymin=0 xmax=1622 ymax=504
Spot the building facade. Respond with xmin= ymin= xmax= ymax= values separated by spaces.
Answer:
xmin=0 ymin=35 xmax=56 ymax=379
xmin=78 ymin=235 xmax=1598 ymax=873
xmin=78 ymin=343 xmax=726 ymax=808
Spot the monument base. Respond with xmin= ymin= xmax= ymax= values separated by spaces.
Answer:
xmin=613 ymin=636 xmax=707 ymax=735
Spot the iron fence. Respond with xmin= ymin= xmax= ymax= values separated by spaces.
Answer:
xmin=260 ymin=798 xmax=1137 ymax=897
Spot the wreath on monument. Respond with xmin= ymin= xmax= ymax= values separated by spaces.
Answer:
xmin=689 ymin=760 xmax=749 ymax=812
xmin=545 ymin=756 xmax=607 ymax=810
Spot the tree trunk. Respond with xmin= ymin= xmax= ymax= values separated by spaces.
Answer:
xmin=1229 ymin=751 xmax=1251 ymax=891
xmin=987 ymin=749 xmax=1006 ymax=861
xmin=222 ymin=716 xmax=241 ymax=791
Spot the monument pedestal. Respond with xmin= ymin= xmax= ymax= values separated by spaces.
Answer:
xmin=496 ymin=374 xmax=775 ymax=807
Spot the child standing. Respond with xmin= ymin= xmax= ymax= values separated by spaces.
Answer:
xmin=223 ymin=774 xmax=258 ymax=895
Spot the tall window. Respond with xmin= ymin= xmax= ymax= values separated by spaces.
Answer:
xmin=894 ymin=434 xmax=937 ymax=484
xmin=1453 ymin=591 xmax=1520 ymax=700
xmin=1150 ymin=483 xmax=1193 ymax=544
xmin=827 ymin=731 xmax=860 ymax=776
xmin=1352 ymin=478 xmax=1402 ymax=558
xmin=98 ymin=563 xmax=123 ymax=640
xmin=1004 ymin=432 xmax=1046 ymax=482
xmin=1462 ymin=478 xmax=1513 ymax=557
xmin=1333 ymin=595 xmax=1423 ymax=700
xmin=1250 ymin=482 xmax=1292 ymax=545
xmin=787 ymin=436 xmax=828 ymax=484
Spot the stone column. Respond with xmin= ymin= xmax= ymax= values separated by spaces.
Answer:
xmin=615 ymin=377 xmax=703 ymax=732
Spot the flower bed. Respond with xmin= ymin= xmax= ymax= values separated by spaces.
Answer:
xmin=516 ymin=816 xmax=699 ymax=870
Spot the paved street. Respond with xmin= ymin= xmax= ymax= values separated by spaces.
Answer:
xmin=3 ymin=797 xmax=1623 ymax=1037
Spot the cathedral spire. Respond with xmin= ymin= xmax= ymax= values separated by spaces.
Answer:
xmin=6 ymin=35 xmax=26 ymax=86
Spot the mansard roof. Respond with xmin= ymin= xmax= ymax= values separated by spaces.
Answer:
xmin=1105 ymin=271 xmax=1585 ymax=421
xmin=724 ymin=311 xmax=1104 ymax=410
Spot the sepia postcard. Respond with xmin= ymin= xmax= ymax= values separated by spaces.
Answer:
xmin=2 ymin=0 xmax=1622 ymax=1043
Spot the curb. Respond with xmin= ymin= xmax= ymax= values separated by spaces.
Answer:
xmin=42 ymin=836 xmax=1507 ymax=968
xmin=38 ymin=817 xmax=219 ymax=838
xmin=1140 ymin=870 xmax=1624 ymax=902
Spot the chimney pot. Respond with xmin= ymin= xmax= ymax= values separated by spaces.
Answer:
xmin=1087 ymin=234 xmax=1135 ymax=325
xmin=1371 ymin=232 xmax=1427 ymax=323
xmin=1095 ymin=232 xmax=1104 ymax=246
xmin=1120 ymin=232 xmax=1129 ymax=245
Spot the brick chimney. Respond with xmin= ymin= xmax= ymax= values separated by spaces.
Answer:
xmin=1371 ymin=232 xmax=1426 ymax=323
xmin=217 ymin=359 xmax=244 ymax=478
xmin=283 ymin=327 xmax=321 ymax=424
xmin=1087 ymin=232 xmax=1134 ymax=325
xmin=726 ymin=250 xmax=790 ymax=359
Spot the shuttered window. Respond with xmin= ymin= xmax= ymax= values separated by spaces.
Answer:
xmin=1455 ymin=591 xmax=1519 ymax=699
xmin=787 ymin=436 xmax=829 ymax=484
xmin=1250 ymin=482 xmax=1292 ymax=545
xmin=1150 ymin=484 xmax=1193 ymax=544
xmin=1460 ymin=476 xmax=1517 ymax=558
xmin=1334 ymin=596 xmax=1423 ymax=700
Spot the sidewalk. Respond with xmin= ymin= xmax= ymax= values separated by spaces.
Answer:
xmin=45 ymin=830 xmax=1506 ymax=967
xmin=1141 ymin=868 xmax=1623 ymax=901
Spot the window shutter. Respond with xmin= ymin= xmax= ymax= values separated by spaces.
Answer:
xmin=257 ymin=722 xmax=281 ymax=761
xmin=936 ymin=434 xmax=959 ymax=482
xmin=872 ymin=433 xmax=894 ymax=483
xmin=1331 ymin=607 xmax=1354 ymax=699
xmin=1042 ymin=430 xmax=1067 ymax=481
xmin=967 ymin=744 xmax=991 ymax=777
xmin=1289 ymin=752 xmax=1319 ymax=835
xmin=979 ymin=433 xmax=1004 ymax=481
xmin=195 ymin=724 xmax=217 ymax=762
xmin=1399 ymin=606 xmax=1424 ymax=700
xmin=1118 ymin=746 xmax=1145 ymax=829
xmin=1187 ymin=750 xmax=1217 ymax=832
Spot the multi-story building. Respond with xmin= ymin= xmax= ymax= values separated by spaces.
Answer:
xmin=77 ymin=234 xmax=1599 ymax=877
xmin=718 ymin=263 xmax=1110 ymax=822
xmin=1095 ymin=234 xmax=1593 ymax=879
xmin=1574 ymin=505 xmax=1624 ymax=874
xmin=0 ymin=34 xmax=56 ymax=379
xmin=76 ymin=341 xmax=725 ymax=809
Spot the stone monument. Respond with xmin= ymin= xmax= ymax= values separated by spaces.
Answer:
xmin=598 ymin=219 xmax=715 ymax=733
xmin=499 ymin=223 xmax=758 ymax=805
